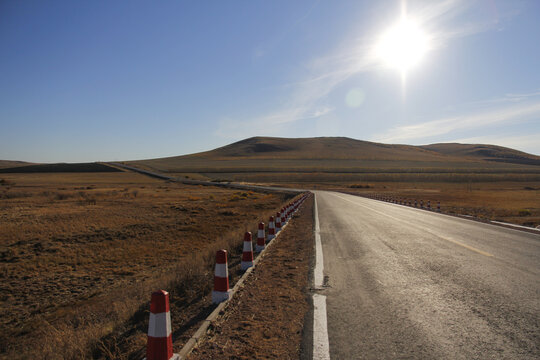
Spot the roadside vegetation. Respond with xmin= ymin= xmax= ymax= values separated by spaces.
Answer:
xmin=341 ymin=181 xmax=540 ymax=227
xmin=0 ymin=172 xmax=294 ymax=359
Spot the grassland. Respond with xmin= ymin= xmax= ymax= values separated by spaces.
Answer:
xmin=130 ymin=137 xmax=540 ymax=173
xmin=0 ymin=172 xmax=294 ymax=359
xmin=0 ymin=160 xmax=34 ymax=169
xmin=0 ymin=162 xmax=120 ymax=173
xmin=201 ymin=175 xmax=539 ymax=227
xmin=338 ymin=181 xmax=540 ymax=227
xmin=129 ymin=137 xmax=540 ymax=228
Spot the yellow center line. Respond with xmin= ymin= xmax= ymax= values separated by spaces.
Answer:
xmin=331 ymin=192 xmax=495 ymax=258
xmin=439 ymin=237 xmax=494 ymax=257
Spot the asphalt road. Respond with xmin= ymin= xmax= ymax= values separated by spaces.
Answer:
xmin=315 ymin=191 xmax=539 ymax=359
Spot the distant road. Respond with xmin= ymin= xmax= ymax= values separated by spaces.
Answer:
xmin=314 ymin=191 xmax=539 ymax=359
xmin=108 ymin=162 xmax=304 ymax=193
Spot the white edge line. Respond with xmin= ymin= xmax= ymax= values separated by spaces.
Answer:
xmin=491 ymin=220 xmax=540 ymax=233
xmin=312 ymin=193 xmax=330 ymax=360
xmin=313 ymin=293 xmax=331 ymax=360
xmin=314 ymin=194 xmax=324 ymax=288
xmin=348 ymin=192 xmax=540 ymax=236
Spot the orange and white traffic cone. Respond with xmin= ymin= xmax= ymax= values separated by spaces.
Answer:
xmin=255 ymin=222 xmax=265 ymax=253
xmin=212 ymin=250 xmax=230 ymax=304
xmin=146 ymin=290 xmax=179 ymax=360
xmin=267 ymin=216 xmax=276 ymax=241
xmin=241 ymin=232 xmax=254 ymax=271
xmin=275 ymin=211 xmax=282 ymax=233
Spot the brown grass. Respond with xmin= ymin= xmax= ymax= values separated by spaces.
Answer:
xmin=337 ymin=181 xmax=540 ymax=227
xmin=125 ymin=136 xmax=539 ymax=227
xmin=0 ymin=172 xmax=295 ymax=359
xmin=130 ymin=137 xmax=540 ymax=175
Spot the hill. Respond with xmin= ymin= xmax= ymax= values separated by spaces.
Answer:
xmin=421 ymin=143 xmax=540 ymax=166
xmin=129 ymin=137 xmax=540 ymax=175
xmin=0 ymin=162 xmax=121 ymax=173
xmin=0 ymin=160 xmax=35 ymax=169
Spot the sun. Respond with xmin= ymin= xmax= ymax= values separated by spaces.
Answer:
xmin=376 ymin=17 xmax=429 ymax=74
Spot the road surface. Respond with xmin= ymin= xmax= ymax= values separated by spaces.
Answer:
xmin=314 ymin=191 xmax=539 ymax=359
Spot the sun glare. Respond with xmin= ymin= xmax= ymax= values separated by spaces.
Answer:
xmin=376 ymin=18 xmax=429 ymax=74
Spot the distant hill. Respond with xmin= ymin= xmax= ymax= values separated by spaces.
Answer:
xmin=421 ymin=143 xmax=540 ymax=166
xmin=191 ymin=137 xmax=448 ymax=160
xmin=130 ymin=136 xmax=540 ymax=174
xmin=0 ymin=160 xmax=35 ymax=169
xmin=0 ymin=163 xmax=121 ymax=173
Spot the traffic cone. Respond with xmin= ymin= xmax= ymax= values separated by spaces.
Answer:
xmin=437 ymin=201 xmax=441 ymax=212
xmin=275 ymin=211 xmax=282 ymax=232
xmin=212 ymin=250 xmax=230 ymax=304
xmin=267 ymin=216 xmax=275 ymax=241
xmin=255 ymin=222 xmax=265 ymax=252
xmin=146 ymin=290 xmax=179 ymax=360
xmin=241 ymin=232 xmax=254 ymax=271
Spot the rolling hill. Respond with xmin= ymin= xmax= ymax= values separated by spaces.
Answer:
xmin=421 ymin=143 xmax=540 ymax=165
xmin=0 ymin=162 xmax=121 ymax=173
xmin=0 ymin=160 xmax=35 ymax=169
xmin=129 ymin=136 xmax=540 ymax=175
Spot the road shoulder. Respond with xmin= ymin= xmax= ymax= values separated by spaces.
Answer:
xmin=188 ymin=196 xmax=315 ymax=359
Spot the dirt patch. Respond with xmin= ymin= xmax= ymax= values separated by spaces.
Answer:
xmin=188 ymin=195 xmax=314 ymax=359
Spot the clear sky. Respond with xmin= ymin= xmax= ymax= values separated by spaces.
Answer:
xmin=1 ymin=0 xmax=539 ymax=162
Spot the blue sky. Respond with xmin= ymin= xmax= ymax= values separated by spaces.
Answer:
xmin=1 ymin=0 xmax=539 ymax=162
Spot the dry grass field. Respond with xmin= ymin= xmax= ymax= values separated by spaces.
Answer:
xmin=129 ymin=137 xmax=539 ymax=228
xmin=0 ymin=160 xmax=34 ymax=169
xmin=130 ymin=137 xmax=540 ymax=173
xmin=339 ymin=181 xmax=540 ymax=227
xmin=216 ymin=178 xmax=538 ymax=227
xmin=0 ymin=171 xmax=293 ymax=359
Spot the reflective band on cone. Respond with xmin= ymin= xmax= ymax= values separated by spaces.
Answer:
xmin=267 ymin=216 xmax=275 ymax=241
xmin=146 ymin=290 xmax=179 ymax=360
xmin=212 ymin=250 xmax=230 ymax=304
xmin=255 ymin=222 xmax=265 ymax=253
xmin=241 ymin=232 xmax=254 ymax=271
